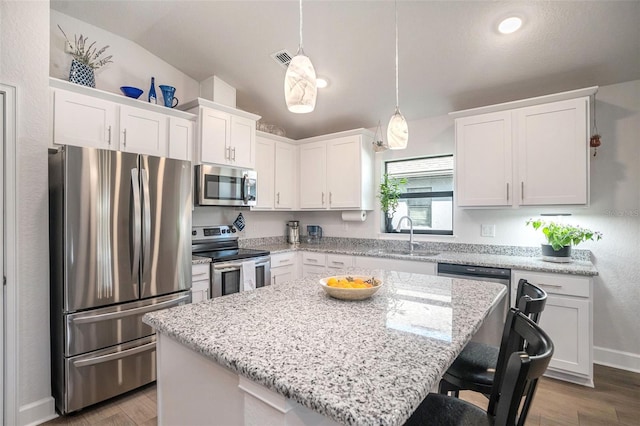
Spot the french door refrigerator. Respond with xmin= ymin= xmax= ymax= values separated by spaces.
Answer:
xmin=49 ymin=146 xmax=192 ymax=414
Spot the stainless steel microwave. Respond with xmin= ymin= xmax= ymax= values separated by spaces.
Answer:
xmin=195 ymin=165 xmax=257 ymax=207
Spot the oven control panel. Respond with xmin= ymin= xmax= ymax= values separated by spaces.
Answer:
xmin=192 ymin=225 xmax=237 ymax=241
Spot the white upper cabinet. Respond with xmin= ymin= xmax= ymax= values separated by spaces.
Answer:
xmin=299 ymin=130 xmax=374 ymax=211
xmin=455 ymin=111 xmax=513 ymax=207
xmin=168 ymin=117 xmax=194 ymax=162
xmin=53 ymin=89 xmax=118 ymax=150
xmin=274 ymin=141 xmax=296 ymax=209
xmin=299 ymin=141 xmax=327 ymax=209
xmin=452 ymin=87 xmax=596 ymax=208
xmin=254 ymin=132 xmax=297 ymax=210
xmin=182 ymin=98 xmax=260 ymax=169
xmin=50 ymin=78 xmax=196 ymax=160
xmin=516 ymin=98 xmax=588 ymax=205
xmin=119 ymin=105 xmax=168 ymax=156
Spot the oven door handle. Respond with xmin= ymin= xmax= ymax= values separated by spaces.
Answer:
xmin=213 ymin=263 xmax=243 ymax=270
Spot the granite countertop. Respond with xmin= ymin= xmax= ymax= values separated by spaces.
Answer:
xmin=143 ymin=268 xmax=506 ymax=426
xmin=251 ymin=241 xmax=598 ymax=276
xmin=191 ymin=255 xmax=212 ymax=265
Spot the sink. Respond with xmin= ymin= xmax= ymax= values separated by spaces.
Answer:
xmin=367 ymin=248 xmax=439 ymax=257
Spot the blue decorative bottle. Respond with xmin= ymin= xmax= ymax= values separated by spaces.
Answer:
xmin=148 ymin=77 xmax=157 ymax=104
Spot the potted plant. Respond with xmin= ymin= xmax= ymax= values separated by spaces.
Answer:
xmin=378 ymin=173 xmax=406 ymax=232
xmin=526 ymin=218 xmax=602 ymax=263
xmin=58 ymin=25 xmax=113 ymax=88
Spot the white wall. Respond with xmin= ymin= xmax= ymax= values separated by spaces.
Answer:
xmin=0 ymin=0 xmax=54 ymax=424
xmin=50 ymin=10 xmax=199 ymax=104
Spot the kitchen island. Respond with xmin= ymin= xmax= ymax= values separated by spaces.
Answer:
xmin=143 ymin=268 xmax=506 ymax=426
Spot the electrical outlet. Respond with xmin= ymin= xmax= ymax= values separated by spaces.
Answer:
xmin=481 ymin=224 xmax=496 ymax=237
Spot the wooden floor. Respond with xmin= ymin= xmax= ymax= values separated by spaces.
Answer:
xmin=45 ymin=364 xmax=639 ymax=426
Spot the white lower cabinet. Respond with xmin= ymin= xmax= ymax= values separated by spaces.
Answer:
xmin=191 ymin=263 xmax=211 ymax=303
xmin=511 ymin=270 xmax=593 ymax=386
xmin=270 ymin=252 xmax=297 ymax=285
xmin=301 ymin=251 xmax=327 ymax=278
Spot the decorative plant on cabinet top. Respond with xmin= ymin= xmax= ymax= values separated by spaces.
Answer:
xmin=58 ymin=24 xmax=113 ymax=88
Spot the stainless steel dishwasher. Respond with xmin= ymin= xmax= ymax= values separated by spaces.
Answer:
xmin=437 ymin=263 xmax=511 ymax=346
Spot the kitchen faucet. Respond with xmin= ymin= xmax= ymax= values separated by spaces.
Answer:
xmin=396 ymin=216 xmax=415 ymax=252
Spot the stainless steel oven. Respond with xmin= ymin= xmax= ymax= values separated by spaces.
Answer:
xmin=192 ymin=225 xmax=271 ymax=299
xmin=195 ymin=164 xmax=257 ymax=207
xmin=212 ymin=256 xmax=271 ymax=298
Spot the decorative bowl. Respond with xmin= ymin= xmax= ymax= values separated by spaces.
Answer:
xmin=318 ymin=275 xmax=382 ymax=301
xmin=120 ymin=86 xmax=144 ymax=99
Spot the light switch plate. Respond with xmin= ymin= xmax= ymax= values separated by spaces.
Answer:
xmin=481 ymin=224 xmax=496 ymax=237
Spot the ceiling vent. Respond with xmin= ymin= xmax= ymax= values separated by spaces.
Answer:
xmin=270 ymin=49 xmax=293 ymax=69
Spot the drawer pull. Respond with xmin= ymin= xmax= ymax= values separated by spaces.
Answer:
xmin=306 ymin=258 xmax=319 ymax=263
xmin=537 ymin=283 xmax=563 ymax=289
xmin=278 ymin=259 xmax=291 ymax=264
xmin=331 ymin=261 xmax=345 ymax=265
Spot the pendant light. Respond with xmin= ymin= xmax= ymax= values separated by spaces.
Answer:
xmin=387 ymin=0 xmax=408 ymax=149
xmin=284 ymin=0 xmax=317 ymax=113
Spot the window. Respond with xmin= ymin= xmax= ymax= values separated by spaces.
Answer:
xmin=385 ymin=155 xmax=454 ymax=235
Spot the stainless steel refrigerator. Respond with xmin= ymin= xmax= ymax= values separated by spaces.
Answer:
xmin=49 ymin=146 xmax=192 ymax=414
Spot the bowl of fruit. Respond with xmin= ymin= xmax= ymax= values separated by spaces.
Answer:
xmin=318 ymin=275 xmax=382 ymax=301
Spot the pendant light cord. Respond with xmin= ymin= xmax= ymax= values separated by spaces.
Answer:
xmin=299 ymin=0 xmax=304 ymax=53
xmin=395 ymin=0 xmax=399 ymax=109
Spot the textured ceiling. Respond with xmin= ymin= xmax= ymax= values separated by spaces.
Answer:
xmin=51 ymin=0 xmax=640 ymax=139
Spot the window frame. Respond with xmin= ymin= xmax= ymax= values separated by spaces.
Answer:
xmin=384 ymin=155 xmax=454 ymax=236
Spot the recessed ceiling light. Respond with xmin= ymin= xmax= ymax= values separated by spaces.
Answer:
xmin=316 ymin=77 xmax=329 ymax=89
xmin=498 ymin=17 xmax=522 ymax=34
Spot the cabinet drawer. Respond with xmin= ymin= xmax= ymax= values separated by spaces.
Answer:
xmin=271 ymin=252 xmax=297 ymax=268
xmin=513 ymin=270 xmax=590 ymax=298
xmin=192 ymin=279 xmax=210 ymax=292
xmin=302 ymin=252 xmax=326 ymax=266
xmin=192 ymin=263 xmax=210 ymax=281
xmin=326 ymin=254 xmax=353 ymax=269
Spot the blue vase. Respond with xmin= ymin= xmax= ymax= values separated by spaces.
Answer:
xmin=148 ymin=77 xmax=157 ymax=104
xmin=69 ymin=59 xmax=95 ymax=88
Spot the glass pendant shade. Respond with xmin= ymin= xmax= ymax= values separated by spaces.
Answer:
xmin=387 ymin=108 xmax=408 ymax=149
xmin=284 ymin=53 xmax=317 ymax=113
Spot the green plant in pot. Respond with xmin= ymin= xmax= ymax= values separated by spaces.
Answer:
xmin=378 ymin=173 xmax=407 ymax=232
xmin=526 ymin=218 xmax=602 ymax=263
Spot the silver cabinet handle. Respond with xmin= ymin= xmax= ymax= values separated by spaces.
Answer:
xmin=537 ymin=283 xmax=563 ymax=289
xmin=322 ymin=192 xmax=325 ymax=205
xmin=521 ymin=181 xmax=524 ymax=202
xmin=73 ymin=341 xmax=156 ymax=368
xmin=226 ymin=146 xmax=231 ymax=160
xmin=331 ymin=261 xmax=345 ymax=266
xmin=278 ymin=259 xmax=291 ymax=265
xmin=232 ymin=147 xmax=236 ymax=161
xmin=329 ymin=192 xmax=332 ymax=205
xmin=277 ymin=192 xmax=280 ymax=205
xmin=306 ymin=258 xmax=319 ymax=263
xmin=123 ymin=128 xmax=127 ymax=147
xmin=107 ymin=125 xmax=112 ymax=145
xmin=506 ymin=183 xmax=509 ymax=202
xmin=273 ymin=276 xmax=277 ymax=286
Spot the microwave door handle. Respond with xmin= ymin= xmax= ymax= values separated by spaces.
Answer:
xmin=141 ymin=168 xmax=152 ymax=288
xmin=242 ymin=174 xmax=249 ymax=204
xmin=130 ymin=169 xmax=141 ymax=285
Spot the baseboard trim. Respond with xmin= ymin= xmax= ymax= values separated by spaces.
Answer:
xmin=19 ymin=396 xmax=57 ymax=426
xmin=594 ymin=346 xmax=640 ymax=374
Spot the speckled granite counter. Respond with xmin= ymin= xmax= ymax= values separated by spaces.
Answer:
xmin=191 ymin=255 xmax=212 ymax=265
xmin=144 ymin=268 xmax=506 ymax=426
xmin=244 ymin=239 xmax=597 ymax=276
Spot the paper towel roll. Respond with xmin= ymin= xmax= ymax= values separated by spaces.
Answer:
xmin=341 ymin=211 xmax=367 ymax=222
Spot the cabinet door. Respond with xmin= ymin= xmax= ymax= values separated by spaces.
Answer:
xmin=168 ymin=117 xmax=194 ymax=161
xmin=272 ymin=266 xmax=295 ymax=286
xmin=120 ymin=105 xmax=168 ymax=157
xmin=516 ymin=98 xmax=588 ymax=205
xmin=299 ymin=142 xmax=327 ymax=209
xmin=201 ymin=108 xmax=230 ymax=164
xmin=254 ymin=137 xmax=275 ymax=209
xmin=538 ymin=294 xmax=591 ymax=376
xmin=53 ymin=90 xmax=118 ymax=150
xmin=326 ymin=136 xmax=361 ymax=209
xmin=455 ymin=111 xmax=513 ymax=206
xmin=274 ymin=142 xmax=296 ymax=209
xmin=229 ymin=115 xmax=255 ymax=168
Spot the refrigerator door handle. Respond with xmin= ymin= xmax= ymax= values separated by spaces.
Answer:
xmin=72 ymin=341 xmax=156 ymax=368
xmin=131 ymin=168 xmax=141 ymax=281
xmin=70 ymin=294 xmax=191 ymax=324
xmin=141 ymin=168 xmax=152 ymax=282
